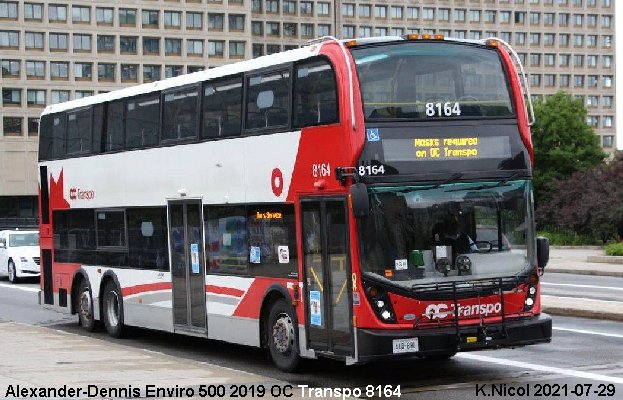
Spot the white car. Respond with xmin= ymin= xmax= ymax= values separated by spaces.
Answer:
xmin=0 ymin=230 xmax=40 ymax=283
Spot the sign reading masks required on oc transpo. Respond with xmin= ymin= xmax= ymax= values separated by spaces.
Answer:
xmin=381 ymin=135 xmax=512 ymax=162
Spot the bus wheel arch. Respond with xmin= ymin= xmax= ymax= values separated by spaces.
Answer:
xmin=99 ymin=272 xmax=125 ymax=338
xmin=260 ymin=285 xmax=300 ymax=372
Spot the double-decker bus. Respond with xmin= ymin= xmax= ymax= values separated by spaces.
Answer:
xmin=38 ymin=35 xmax=551 ymax=371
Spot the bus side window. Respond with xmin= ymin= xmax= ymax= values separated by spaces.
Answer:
xmin=125 ymin=94 xmax=160 ymax=149
xmin=39 ymin=113 xmax=66 ymax=160
xmin=104 ymin=100 xmax=124 ymax=152
xmin=247 ymin=204 xmax=297 ymax=279
xmin=162 ymin=87 xmax=199 ymax=141
xmin=245 ymin=69 xmax=290 ymax=131
xmin=202 ymin=76 xmax=243 ymax=139
xmin=204 ymin=205 xmax=248 ymax=275
xmin=66 ymin=107 xmax=92 ymax=155
xmin=293 ymin=58 xmax=339 ymax=128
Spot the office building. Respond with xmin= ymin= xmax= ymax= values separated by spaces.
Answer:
xmin=0 ymin=0 xmax=616 ymax=226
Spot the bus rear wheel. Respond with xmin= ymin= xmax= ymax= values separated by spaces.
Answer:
xmin=102 ymin=280 xmax=125 ymax=338
xmin=78 ymin=279 xmax=97 ymax=332
xmin=267 ymin=299 xmax=300 ymax=372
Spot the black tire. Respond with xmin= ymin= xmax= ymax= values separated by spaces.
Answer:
xmin=102 ymin=280 xmax=125 ymax=338
xmin=266 ymin=299 xmax=300 ymax=372
xmin=8 ymin=260 xmax=18 ymax=284
xmin=77 ymin=279 xmax=98 ymax=332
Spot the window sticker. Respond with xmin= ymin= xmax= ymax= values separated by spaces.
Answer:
xmin=250 ymin=246 xmax=261 ymax=264
xmin=278 ymin=245 xmax=289 ymax=264
xmin=395 ymin=259 xmax=408 ymax=270
xmin=190 ymin=243 xmax=200 ymax=273
xmin=310 ymin=290 xmax=322 ymax=326
xmin=366 ymin=128 xmax=380 ymax=142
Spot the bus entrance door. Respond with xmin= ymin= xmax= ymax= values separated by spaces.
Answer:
xmin=168 ymin=200 xmax=207 ymax=334
xmin=301 ymin=198 xmax=353 ymax=357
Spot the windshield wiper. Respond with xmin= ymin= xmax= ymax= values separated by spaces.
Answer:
xmin=445 ymin=171 xmax=521 ymax=192
xmin=432 ymin=172 xmax=463 ymax=189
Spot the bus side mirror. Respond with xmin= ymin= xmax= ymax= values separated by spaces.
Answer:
xmin=536 ymin=236 xmax=549 ymax=270
xmin=350 ymin=183 xmax=369 ymax=218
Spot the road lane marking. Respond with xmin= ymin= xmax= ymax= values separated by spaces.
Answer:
xmin=553 ymin=327 xmax=623 ymax=339
xmin=542 ymin=282 xmax=623 ymax=291
xmin=456 ymin=353 xmax=623 ymax=384
xmin=0 ymin=283 xmax=39 ymax=292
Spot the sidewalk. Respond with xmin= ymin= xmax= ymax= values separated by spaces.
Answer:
xmin=546 ymin=248 xmax=623 ymax=277
xmin=0 ymin=322 xmax=343 ymax=400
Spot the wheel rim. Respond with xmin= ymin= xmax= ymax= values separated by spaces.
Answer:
xmin=8 ymin=263 xmax=14 ymax=281
xmin=106 ymin=290 xmax=119 ymax=327
xmin=272 ymin=312 xmax=295 ymax=354
xmin=79 ymin=289 xmax=92 ymax=323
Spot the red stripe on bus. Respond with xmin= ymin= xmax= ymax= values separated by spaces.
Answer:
xmin=122 ymin=282 xmax=172 ymax=297
xmin=205 ymin=285 xmax=245 ymax=298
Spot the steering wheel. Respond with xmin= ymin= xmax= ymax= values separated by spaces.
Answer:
xmin=474 ymin=240 xmax=494 ymax=253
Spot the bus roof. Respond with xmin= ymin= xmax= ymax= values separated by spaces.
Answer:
xmin=40 ymin=36 xmax=491 ymax=116
xmin=41 ymin=44 xmax=322 ymax=116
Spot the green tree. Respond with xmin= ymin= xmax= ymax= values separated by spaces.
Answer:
xmin=531 ymin=91 xmax=606 ymax=204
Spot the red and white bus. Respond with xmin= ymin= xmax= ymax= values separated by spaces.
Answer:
xmin=38 ymin=35 xmax=552 ymax=371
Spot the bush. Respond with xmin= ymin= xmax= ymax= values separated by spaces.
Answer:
xmin=537 ymin=229 xmax=599 ymax=246
xmin=605 ymin=242 xmax=623 ymax=256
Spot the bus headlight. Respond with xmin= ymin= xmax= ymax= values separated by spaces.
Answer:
xmin=365 ymin=284 xmax=397 ymax=323
xmin=20 ymin=257 xmax=29 ymax=263
xmin=524 ymin=274 xmax=539 ymax=311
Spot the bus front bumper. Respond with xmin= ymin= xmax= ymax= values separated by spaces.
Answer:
xmin=356 ymin=313 xmax=552 ymax=362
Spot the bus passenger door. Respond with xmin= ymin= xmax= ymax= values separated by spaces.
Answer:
xmin=168 ymin=200 xmax=207 ymax=333
xmin=301 ymin=198 xmax=353 ymax=357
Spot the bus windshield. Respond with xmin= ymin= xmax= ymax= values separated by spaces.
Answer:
xmin=359 ymin=180 xmax=534 ymax=286
xmin=352 ymin=42 xmax=514 ymax=120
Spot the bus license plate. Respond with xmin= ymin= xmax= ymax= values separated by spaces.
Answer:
xmin=392 ymin=337 xmax=419 ymax=354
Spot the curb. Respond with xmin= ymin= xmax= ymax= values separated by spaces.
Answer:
xmin=542 ymin=305 xmax=623 ymax=322
xmin=546 ymin=267 xmax=623 ymax=278
xmin=587 ymin=255 xmax=623 ymax=265
xmin=550 ymin=246 xmax=604 ymax=250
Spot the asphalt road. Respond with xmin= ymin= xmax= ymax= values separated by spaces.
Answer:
xmin=1 ymin=278 xmax=622 ymax=400
xmin=541 ymin=273 xmax=623 ymax=302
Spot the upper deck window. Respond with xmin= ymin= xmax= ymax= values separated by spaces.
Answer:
xmin=125 ymin=94 xmax=160 ymax=149
xmin=352 ymin=42 xmax=514 ymax=121
xmin=162 ymin=87 xmax=198 ymax=141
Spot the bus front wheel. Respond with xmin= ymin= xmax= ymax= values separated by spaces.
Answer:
xmin=102 ymin=280 xmax=125 ymax=338
xmin=267 ymin=299 xmax=300 ymax=372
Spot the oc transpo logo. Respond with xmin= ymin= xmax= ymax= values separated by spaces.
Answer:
xmin=69 ymin=187 xmax=95 ymax=201
xmin=424 ymin=302 xmax=502 ymax=320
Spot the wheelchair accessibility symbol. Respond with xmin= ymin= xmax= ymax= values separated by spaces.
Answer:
xmin=366 ymin=128 xmax=380 ymax=142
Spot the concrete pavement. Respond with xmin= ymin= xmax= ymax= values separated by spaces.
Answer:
xmin=546 ymin=248 xmax=623 ymax=277
xmin=0 ymin=322 xmax=347 ymax=400
xmin=541 ymin=247 xmax=623 ymax=321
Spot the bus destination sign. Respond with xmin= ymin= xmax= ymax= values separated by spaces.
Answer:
xmin=414 ymin=137 xmax=479 ymax=159
xmin=382 ymin=135 xmax=512 ymax=162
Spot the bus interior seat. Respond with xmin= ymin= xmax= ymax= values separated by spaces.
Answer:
xmin=203 ymin=116 xmax=222 ymax=137
xmin=266 ymin=108 xmax=287 ymax=126
xmin=318 ymin=104 xmax=337 ymax=124
xmin=296 ymin=111 xmax=318 ymax=127
xmin=221 ymin=119 xmax=241 ymax=136
xmin=246 ymin=112 xmax=264 ymax=129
